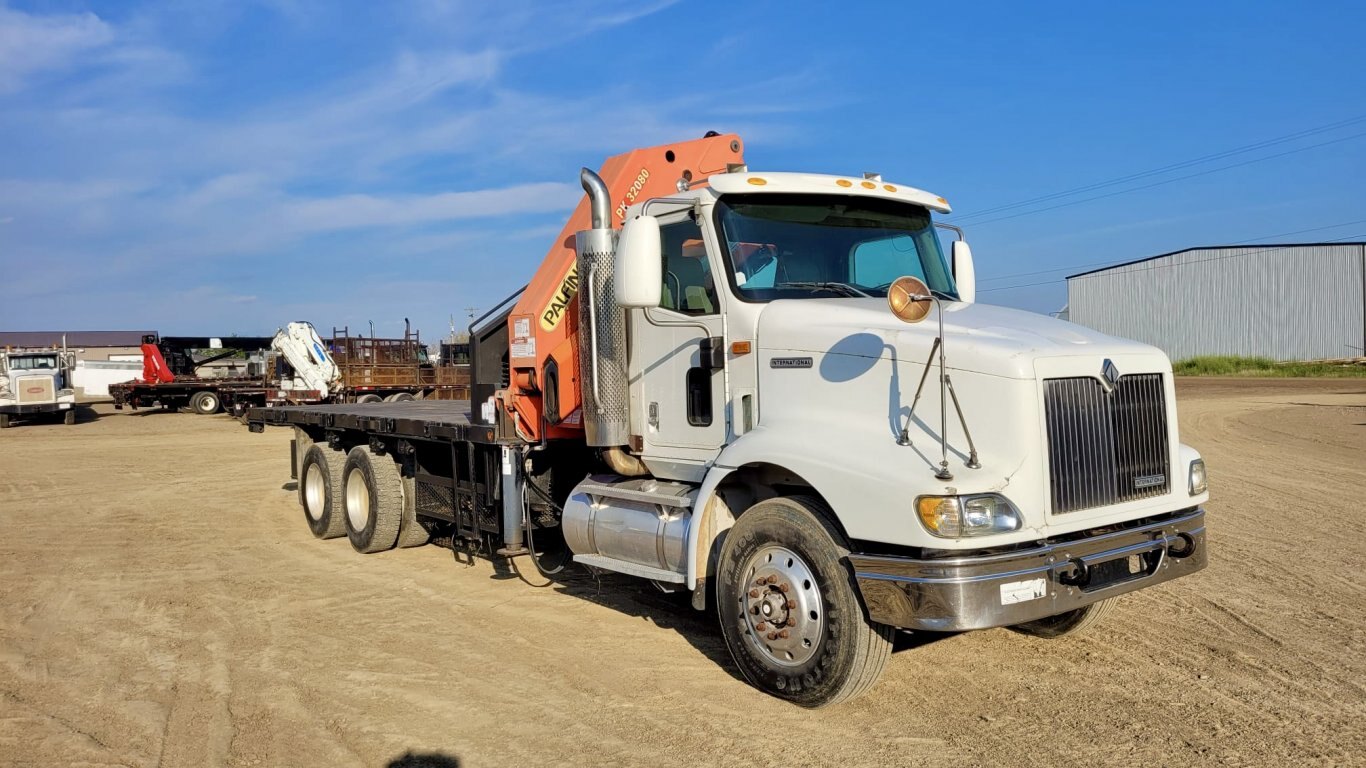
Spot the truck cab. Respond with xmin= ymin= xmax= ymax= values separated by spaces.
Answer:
xmin=0 ymin=349 xmax=78 ymax=427
xmin=556 ymin=164 xmax=1208 ymax=705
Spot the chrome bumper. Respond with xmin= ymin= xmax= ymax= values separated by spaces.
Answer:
xmin=850 ymin=508 xmax=1206 ymax=632
xmin=0 ymin=402 xmax=72 ymax=415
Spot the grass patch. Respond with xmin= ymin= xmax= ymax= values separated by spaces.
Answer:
xmin=1172 ymin=355 xmax=1366 ymax=377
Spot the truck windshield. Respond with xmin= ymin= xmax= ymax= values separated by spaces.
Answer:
xmin=715 ymin=194 xmax=957 ymax=302
xmin=9 ymin=355 xmax=59 ymax=370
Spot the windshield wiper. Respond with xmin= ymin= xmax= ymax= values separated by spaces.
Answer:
xmin=776 ymin=281 xmax=871 ymax=298
xmin=871 ymin=281 xmax=958 ymax=301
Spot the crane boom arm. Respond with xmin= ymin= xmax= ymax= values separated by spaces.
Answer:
xmin=504 ymin=133 xmax=745 ymax=441
xmin=272 ymin=322 xmax=341 ymax=398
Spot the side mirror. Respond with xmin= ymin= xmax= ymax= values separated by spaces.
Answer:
xmin=615 ymin=215 xmax=663 ymax=308
xmin=951 ymin=240 xmax=976 ymax=304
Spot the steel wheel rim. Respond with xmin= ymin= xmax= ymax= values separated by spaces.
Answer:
xmin=737 ymin=545 xmax=824 ymax=667
xmin=345 ymin=468 xmax=370 ymax=531
xmin=202 ymin=394 xmax=217 ymax=412
xmin=304 ymin=463 xmax=325 ymax=521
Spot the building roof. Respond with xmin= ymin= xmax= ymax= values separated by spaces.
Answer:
xmin=0 ymin=330 xmax=154 ymax=348
xmin=1066 ymin=241 xmax=1366 ymax=280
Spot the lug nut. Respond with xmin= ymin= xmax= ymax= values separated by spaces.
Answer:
xmin=750 ymin=606 xmax=760 ymax=615
xmin=785 ymin=619 xmax=797 ymax=627
xmin=755 ymin=622 xmax=767 ymax=631
xmin=755 ymin=578 xmax=766 ymax=587
xmin=786 ymin=600 xmax=797 ymax=610
xmin=767 ymin=632 xmax=779 ymax=641
xmin=749 ymin=589 xmax=760 ymax=598
xmin=778 ymin=629 xmax=790 ymax=639
xmin=777 ymin=583 xmax=790 ymax=593
xmin=765 ymin=575 xmax=778 ymax=585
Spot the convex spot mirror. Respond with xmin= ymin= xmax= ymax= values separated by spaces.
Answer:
xmin=887 ymin=276 xmax=932 ymax=323
xmin=616 ymin=215 xmax=663 ymax=308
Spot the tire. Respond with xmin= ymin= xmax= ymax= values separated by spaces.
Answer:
xmin=190 ymin=390 xmax=221 ymax=415
xmin=63 ymin=409 xmax=75 ymax=425
xmin=356 ymin=393 xmax=382 ymax=404
xmin=299 ymin=444 xmax=348 ymax=539
xmin=716 ymin=495 xmax=894 ymax=707
xmin=293 ymin=427 xmax=314 ymax=481
xmin=342 ymin=447 xmax=403 ymax=554
xmin=394 ymin=464 xmax=431 ymax=548
xmin=1008 ymin=598 xmax=1117 ymax=639
xmin=0 ymin=414 xmax=10 ymax=429
xmin=386 ymin=392 xmax=415 ymax=403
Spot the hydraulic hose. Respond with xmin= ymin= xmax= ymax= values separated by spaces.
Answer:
xmin=521 ymin=479 xmax=569 ymax=577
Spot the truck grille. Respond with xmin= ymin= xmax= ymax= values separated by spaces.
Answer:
xmin=1044 ymin=374 xmax=1170 ymax=514
xmin=17 ymin=375 xmax=55 ymax=404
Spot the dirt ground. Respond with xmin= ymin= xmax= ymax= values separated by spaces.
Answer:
xmin=1 ymin=378 xmax=1364 ymax=767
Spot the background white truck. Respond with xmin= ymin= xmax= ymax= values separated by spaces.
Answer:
xmin=247 ymin=133 xmax=1209 ymax=706
xmin=0 ymin=347 xmax=78 ymax=428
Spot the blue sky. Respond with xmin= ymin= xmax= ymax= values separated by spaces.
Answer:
xmin=2 ymin=0 xmax=1363 ymax=339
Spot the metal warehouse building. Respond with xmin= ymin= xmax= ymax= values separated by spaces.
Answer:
xmin=1066 ymin=242 xmax=1366 ymax=362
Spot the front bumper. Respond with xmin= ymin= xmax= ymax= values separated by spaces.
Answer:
xmin=850 ymin=507 xmax=1206 ymax=631
xmin=0 ymin=402 xmax=73 ymax=415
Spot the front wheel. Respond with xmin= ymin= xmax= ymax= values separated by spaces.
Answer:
xmin=1009 ymin=598 xmax=1117 ymax=639
xmin=716 ymin=496 xmax=893 ymax=707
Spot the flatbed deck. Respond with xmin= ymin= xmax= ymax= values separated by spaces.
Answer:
xmin=248 ymin=399 xmax=493 ymax=443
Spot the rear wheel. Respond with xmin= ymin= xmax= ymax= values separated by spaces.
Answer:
xmin=63 ymin=409 xmax=75 ymax=425
xmin=1009 ymin=598 xmax=1117 ymax=639
xmin=385 ymin=392 xmax=415 ymax=403
xmin=190 ymin=390 xmax=220 ymax=415
xmin=0 ymin=414 xmax=10 ymax=429
xmin=342 ymin=447 xmax=403 ymax=554
xmin=355 ymin=393 xmax=382 ymax=404
xmin=394 ymin=466 xmax=430 ymax=548
xmin=716 ymin=495 xmax=894 ymax=707
xmin=299 ymin=444 xmax=347 ymax=539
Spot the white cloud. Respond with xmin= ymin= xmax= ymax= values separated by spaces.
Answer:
xmin=0 ymin=7 xmax=113 ymax=93
xmin=0 ymin=0 xmax=822 ymax=337
xmin=273 ymin=182 xmax=578 ymax=233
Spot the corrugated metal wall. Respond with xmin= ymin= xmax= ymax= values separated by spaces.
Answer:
xmin=1068 ymin=244 xmax=1366 ymax=362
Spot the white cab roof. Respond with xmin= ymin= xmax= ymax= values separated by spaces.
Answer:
xmin=705 ymin=171 xmax=951 ymax=214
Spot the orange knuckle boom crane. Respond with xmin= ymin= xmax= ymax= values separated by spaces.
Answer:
xmin=502 ymin=132 xmax=744 ymax=442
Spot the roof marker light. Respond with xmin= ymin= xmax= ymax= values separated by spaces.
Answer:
xmin=883 ymin=184 xmax=897 ymax=193
xmin=836 ymin=179 xmax=853 ymax=188
xmin=861 ymin=181 xmax=876 ymax=189
xmin=747 ymin=177 xmax=767 ymax=186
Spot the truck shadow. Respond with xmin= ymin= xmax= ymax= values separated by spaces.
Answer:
xmin=498 ymin=559 xmax=961 ymax=682
xmin=539 ymin=566 xmax=744 ymax=682
xmin=387 ymin=751 xmax=459 ymax=767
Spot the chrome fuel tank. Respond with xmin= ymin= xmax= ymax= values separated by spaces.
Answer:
xmin=562 ymin=475 xmax=696 ymax=576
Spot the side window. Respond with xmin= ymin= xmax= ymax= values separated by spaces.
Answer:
xmin=659 ymin=218 xmax=718 ymax=315
xmin=850 ymin=234 xmax=924 ymax=287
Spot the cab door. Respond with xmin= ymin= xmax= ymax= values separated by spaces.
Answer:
xmin=628 ymin=211 xmax=728 ymax=469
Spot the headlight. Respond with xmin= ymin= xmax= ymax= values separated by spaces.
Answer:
xmin=1189 ymin=459 xmax=1207 ymax=496
xmin=916 ymin=494 xmax=1022 ymax=538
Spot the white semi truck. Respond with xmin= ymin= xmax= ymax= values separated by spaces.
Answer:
xmin=247 ymin=134 xmax=1209 ymax=706
xmin=0 ymin=347 xmax=78 ymax=428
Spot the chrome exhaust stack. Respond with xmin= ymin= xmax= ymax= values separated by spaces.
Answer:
xmin=575 ymin=168 xmax=630 ymax=448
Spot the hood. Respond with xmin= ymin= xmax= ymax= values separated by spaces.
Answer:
xmin=755 ymin=298 xmax=1163 ymax=379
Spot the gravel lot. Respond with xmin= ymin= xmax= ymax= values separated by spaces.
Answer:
xmin=1 ymin=378 xmax=1363 ymax=767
